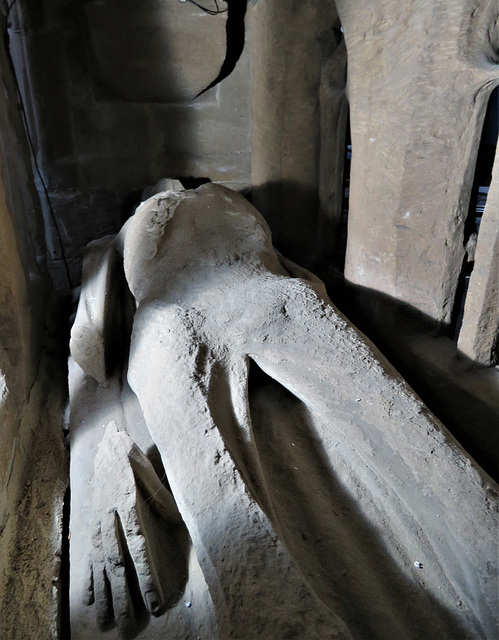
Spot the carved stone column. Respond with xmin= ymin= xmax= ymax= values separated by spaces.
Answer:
xmin=458 ymin=145 xmax=498 ymax=365
xmin=250 ymin=0 xmax=347 ymax=271
xmin=336 ymin=0 xmax=498 ymax=324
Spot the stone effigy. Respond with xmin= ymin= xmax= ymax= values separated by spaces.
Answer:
xmin=69 ymin=182 xmax=498 ymax=639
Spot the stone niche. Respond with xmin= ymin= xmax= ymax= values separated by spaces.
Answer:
xmin=0 ymin=0 xmax=497 ymax=639
xmin=7 ymin=0 xmax=252 ymax=289
xmin=83 ymin=0 xmax=227 ymax=103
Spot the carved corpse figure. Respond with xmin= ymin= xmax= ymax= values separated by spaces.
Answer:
xmin=69 ymin=183 xmax=498 ymax=640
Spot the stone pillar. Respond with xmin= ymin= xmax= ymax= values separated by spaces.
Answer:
xmin=250 ymin=0 xmax=346 ymax=271
xmin=458 ymin=146 xmax=498 ymax=365
xmin=336 ymin=0 xmax=498 ymax=324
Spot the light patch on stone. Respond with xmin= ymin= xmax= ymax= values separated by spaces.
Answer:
xmin=0 ymin=371 xmax=7 ymax=407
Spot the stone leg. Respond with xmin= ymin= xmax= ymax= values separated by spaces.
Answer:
xmin=127 ymin=302 xmax=351 ymax=640
xmin=246 ymin=277 xmax=498 ymax=639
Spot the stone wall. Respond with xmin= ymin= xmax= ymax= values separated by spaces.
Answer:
xmin=249 ymin=0 xmax=348 ymax=272
xmin=0 ymin=9 xmax=67 ymax=639
xmin=8 ymin=0 xmax=253 ymax=291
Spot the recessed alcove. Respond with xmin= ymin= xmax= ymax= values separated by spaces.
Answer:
xmin=82 ymin=0 xmax=227 ymax=103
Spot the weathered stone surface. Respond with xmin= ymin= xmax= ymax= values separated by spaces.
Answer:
xmin=249 ymin=0 xmax=346 ymax=271
xmin=0 ymin=354 xmax=68 ymax=640
xmin=90 ymin=423 xmax=185 ymax=636
xmin=336 ymin=0 xmax=499 ymax=324
xmin=70 ymin=187 xmax=349 ymax=640
xmin=0 ymin=11 xmax=67 ymax=638
xmin=69 ymin=357 xmax=220 ymax=640
xmin=7 ymin=0 xmax=252 ymax=292
xmin=70 ymin=236 xmax=126 ymax=386
xmin=1 ymin=2 xmax=496 ymax=637
xmin=83 ymin=0 xmax=227 ymax=103
xmin=458 ymin=146 xmax=499 ymax=365
xmin=70 ymin=184 xmax=498 ymax=639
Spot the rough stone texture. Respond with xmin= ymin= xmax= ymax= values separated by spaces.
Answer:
xmin=458 ymin=145 xmax=499 ymax=365
xmin=83 ymin=0 xmax=227 ymax=103
xmin=336 ymin=0 xmax=499 ymax=324
xmin=249 ymin=0 xmax=347 ymax=272
xmin=70 ymin=184 xmax=498 ymax=639
xmin=0 ymin=1 xmax=497 ymax=637
xmin=69 ymin=358 xmax=219 ymax=640
xmin=7 ymin=0 xmax=252 ymax=291
xmin=0 ymin=10 xmax=68 ymax=638
xmin=0 ymin=353 xmax=68 ymax=640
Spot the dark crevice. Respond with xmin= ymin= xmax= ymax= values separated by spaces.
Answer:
xmin=449 ymin=257 xmax=474 ymax=341
xmin=100 ymin=567 xmax=115 ymax=632
xmin=196 ymin=0 xmax=247 ymax=97
xmin=113 ymin=512 xmax=149 ymax=637
xmin=176 ymin=176 xmax=212 ymax=189
xmin=59 ymin=486 xmax=71 ymax=639
xmin=450 ymin=86 xmax=498 ymax=340
xmin=247 ymin=354 xmax=277 ymax=395
xmin=338 ymin=118 xmax=351 ymax=275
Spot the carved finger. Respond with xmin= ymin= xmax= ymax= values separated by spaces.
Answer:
xmin=127 ymin=442 xmax=182 ymax=524
xmin=118 ymin=489 xmax=166 ymax=617
xmin=90 ymin=523 xmax=115 ymax=632
xmin=82 ymin=561 xmax=95 ymax=606
xmin=97 ymin=422 xmax=181 ymax=524
xmin=93 ymin=423 xmax=186 ymax=621
xmin=100 ymin=510 xmax=138 ymax=638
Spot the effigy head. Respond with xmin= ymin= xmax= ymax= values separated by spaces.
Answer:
xmin=120 ymin=183 xmax=279 ymax=301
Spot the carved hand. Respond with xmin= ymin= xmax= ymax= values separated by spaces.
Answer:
xmin=85 ymin=422 xmax=186 ymax=638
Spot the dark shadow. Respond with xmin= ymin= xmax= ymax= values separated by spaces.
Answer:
xmin=58 ymin=487 xmax=71 ymax=639
xmin=250 ymin=174 xmax=351 ymax=285
xmin=176 ymin=176 xmax=212 ymax=189
xmin=315 ymin=14 xmax=349 ymax=280
xmin=6 ymin=0 xmax=222 ymax=293
xmin=330 ymin=280 xmax=499 ymax=482
xmin=196 ymin=0 xmax=248 ymax=97
xmin=250 ymin=180 xmax=320 ymax=272
xmin=247 ymin=364 xmax=473 ymax=640
xmin=337 ymin=118 xmax=351 ymax=277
